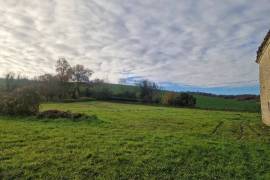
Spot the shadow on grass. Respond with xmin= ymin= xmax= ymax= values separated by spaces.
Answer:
xmin=0 ymin=113 xmax=103 ymax=125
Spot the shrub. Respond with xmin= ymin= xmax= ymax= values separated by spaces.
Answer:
xmin=162 ymin=92 xmax=176 ymax=105
xmin=152 ymin=93 xmax=162 ymax=104
xmin=116 ymin=91 xmax=137 ymax=99
xmin=85 ymin=87 xmax=92 ymax=97
xmin=0 ymin=93 xmax=16 ymax=115
xmin=109 ymin=97 xmax=139 ymax=102
xmin=61 ymin=97 xmax=95 ymax=103
xmin=138 ymin=80 xmax=159 ymax=103
xmin=174 ymin=93 xmax=196 ymax=107
xmin=37 ymin=74 xmax=64 ymax=101
xmin=13 ymin=87 xmax=41 ymax=115
xmin=0 ymin=86 xmax=41 ymax=116
xmin=162 ymin=92 xmax=196 ymax=107
xmin=92 ymin=87 xmax=113 ymax=100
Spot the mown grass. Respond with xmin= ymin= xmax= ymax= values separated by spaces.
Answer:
xmin=0 ymin=101 xmax=269 ymax=179
xmin=195 ymin=95 xmax=260 ymax=112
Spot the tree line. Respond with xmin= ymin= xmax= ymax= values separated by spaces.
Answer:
xmin=0 ymin=58 xmax=196 ymax=116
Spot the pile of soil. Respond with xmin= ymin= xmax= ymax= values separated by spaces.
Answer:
xmin=37 ymin=110 xmax=96 ymax=120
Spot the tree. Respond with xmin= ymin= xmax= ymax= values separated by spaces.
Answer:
xmin=37 ymin=74 xmax=61 ymax=101
xmin=38 ymin=73 xmax=55 ymax=82
xmin=162 ymin=92 xmax=176 ymax=105
xmin=91 ymin=79 xmax=104 ymax=86
xmin=72 ymin=64 xmax=93 ymax=83
xmin=55 ymin=57 xmax=72 ymax=82
xmin=55 ymin=58 xmax=73 ymax=99
xmin=71 ymin=64 xmax=93 ymax=98
xmin=138 ymin=80 xmax=159 ymax=103
xmin=162 ymin=92 xmax=196 ymax=107
xmin=5 ymin=72 xmax=15 ymax=91
xmin=176 ymin=93 xmax=196 ymax=107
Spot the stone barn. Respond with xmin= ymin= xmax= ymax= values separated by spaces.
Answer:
xmin=256 ymin=30 xmax=270 ymax=126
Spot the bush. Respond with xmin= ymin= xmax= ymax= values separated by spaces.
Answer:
xmin=61 ymin=97 xmax=95 ymax=103
xmin=85 ymin=87 xmax=92 ymax=97
xmin=138 ymin=80 xmax=159 ymax=103
xmin=0 ymin=93 xmax=16 ymax=115
xmin=92 ymin=87 xmax=113 ymax=100
xmin=174 ymin=93 xmax=196 ymax=107
xmin=152 ymin=93 xmax=162 ymax=104
xmin=109 ymin=97 xmax=139 ymax=102
xmin=162 ymin=92 xmax=196 ymax=107
xmin=0 ymin=86 xmax=41 ymax=116
xmin=37 ymin=74 xmax=62 ymax=101
xmin=162 ymin=92 xmax=176 ymax=105
xmin=116 ymin=91 xmax=137 ymax=99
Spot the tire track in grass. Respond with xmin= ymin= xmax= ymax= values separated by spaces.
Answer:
xmin=211 ymin=121 xmax=224 ymax=135
xmin=238 ymin=122 xmax=244 ymax=140
xmin=258 ymin=124 xmax=270 ymax=136
xmin=246 ymin=124 xmax=261 ymax=137
xmin=239 ymin=122 xmax=265 ymax=140
xmin=238 ymin=122 xmax=259 ymax=140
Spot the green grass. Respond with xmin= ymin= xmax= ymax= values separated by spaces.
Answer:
xmin=94 ymin=83 xmax=261 ymax=112
xmin=195 ymin=95 xmax=260 ymax=112
xmin=0 ymin=101 xmax=269 ymax=179
xmin=101 ymin=83 xmax=260 ymax=112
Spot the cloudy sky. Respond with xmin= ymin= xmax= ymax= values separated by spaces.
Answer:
xmin=0 ymin=0 xmax=269 ymax=94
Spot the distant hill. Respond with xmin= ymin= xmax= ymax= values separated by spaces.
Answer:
xmin=0 ymin=78 xmax=260 ymax=112
xmin=194 ymin=94 xmax=260 ymax=112
xmin=81 ymin=82 xmax=260 ymax=112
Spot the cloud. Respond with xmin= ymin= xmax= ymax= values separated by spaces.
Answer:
xmin=0 ymin=0 xmax=269 ymax=87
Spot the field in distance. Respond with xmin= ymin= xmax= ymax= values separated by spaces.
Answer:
xmin=0 ymin=101 xmax=269 ymax=179
xmin=91 ymin=83 xmax=261 ymax=112
xmin=194 ymin=94 xmax=260 ymax=112
xmin=0 ymin=79 xmax=260 ymax=112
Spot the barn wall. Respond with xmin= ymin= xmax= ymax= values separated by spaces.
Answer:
xmin=259 ymin=42 xmax=270 ymax=125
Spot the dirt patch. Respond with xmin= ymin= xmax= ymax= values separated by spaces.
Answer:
xmin=37 ymin=110 xmax=97 ymax=121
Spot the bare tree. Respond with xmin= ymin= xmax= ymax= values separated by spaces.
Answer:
xmin=5 ymin=72 xmax=15 ymax=91
xmin=72 ymin=64 xmax=93 ymax=83
xmin=55 ymin=58 xmax=73 ymax=99
xmin=91 ymin=79 xmax=104 ymax=85
xmin=37 ymin=74 xmax=60 ymax=101
xmin=38 ymin=73 xmax=55 ymax=82
xmin=71 ymin=64 xmax=93 ymax=98
xmin=55 ymin=57 xmax=72 ymax=82
xmin=138 ymin=80 xmax=159 ymax=103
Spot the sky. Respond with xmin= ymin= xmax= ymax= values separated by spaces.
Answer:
xmin=0 ymin=0 xmax=269 ymax=95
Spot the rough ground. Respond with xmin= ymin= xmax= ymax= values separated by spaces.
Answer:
xmin=0 ymin=101 xmax=269 ymax=179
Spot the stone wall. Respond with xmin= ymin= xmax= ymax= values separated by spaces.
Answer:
xmin=259 ymin=39 xmax=270 ymax=126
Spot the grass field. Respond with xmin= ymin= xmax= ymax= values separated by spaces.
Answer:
xmin=0 ymin=78 xmax=260 ymax=113
xmin=0 ymin=101 xmax=269 ymax=179
xmin=195 ymin=95 xmax=260 ymax=112
xmin=93 ymin=83 xmax=261 ymax=112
